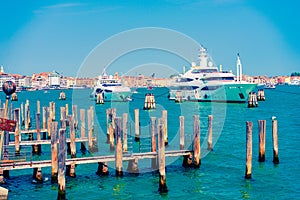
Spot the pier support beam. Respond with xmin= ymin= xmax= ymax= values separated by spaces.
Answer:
xmin=50 ymin=122 xmax=58 ymax=183
xmin=245 ymin=121 xmax=253 ymax=179
xmin=96 ymin=162 xmax=109 ymax=176
xmin=68 ymin=116 xmax=76 ymax=158
xmin=162 ymin=110 xmax=168 ymax=146
xmin=33 ymin=167 xmax=43 ymax=183
xmin=272 ymin=118 xmax=279 ymax=164
xmin=151 ymin=117 xmax=157 ymax=170
xmin=80 ymin=109 xmax=86 ymax=153
xmin=134 ymin=109 xmax=140 ymax=142
xmin=57 ymin=129 xmax=66 ymax=200
xmin=123 ymin=113 xmax=128 ymax=153
xmin=158 ymin=118 xmax=168 ymax=193
xmin=207 ymin=115 xmax=213 ymax=151
xmin=193 ymin=115 xmax=201 ymax=168
xmin=179 ymin=116 xmax=184 ymax=150
xmin=127 ymin=157 xmax=139 ymax=174
xmin=115 ymin=117 xmax=123 ymax=177
xmin=14 ymin=109 xmax=20 ymax=154
xmin=258 ymin=120 xmax=266 ymax=162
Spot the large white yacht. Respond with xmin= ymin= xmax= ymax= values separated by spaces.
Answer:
xmin=90 ymin=72 xmax=132 ymax=102
xmin=169 ymin=46 xmax=257 ymax=103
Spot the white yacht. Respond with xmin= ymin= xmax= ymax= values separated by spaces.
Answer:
xmin=90 ymin=73 xmax=132 ymax=102
xmin=169 ymin=46 xmax=257 ymax=103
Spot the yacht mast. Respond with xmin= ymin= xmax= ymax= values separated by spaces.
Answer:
xmin=236 ymin=53 xmax=242 ymax=82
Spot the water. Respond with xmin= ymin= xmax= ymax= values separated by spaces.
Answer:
xmin=2 ymin=85 xmax=300 ymax=199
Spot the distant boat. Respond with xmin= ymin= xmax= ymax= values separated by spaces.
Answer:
xmin=264 ymin=83 xmax=276 ymax=89
xmin=288 ymin=79 xmax=300 ymax=86
xmin=90 ymin=73 xmax=132 ymax=102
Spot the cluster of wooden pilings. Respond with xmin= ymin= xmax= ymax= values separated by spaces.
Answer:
xmin=245 ymin=117 xmax=279 ymax=179
xmin=143 ymin=94 xmax=156 ymax=110
xmin=175 ymin=91 xmax=183 ymax=103
xmin=96 ymin=93 xmax=104 ymax=104
xmin=257 ymin=89 xmax=266 ymax=101
xmin=1 ymin=102 xmax=217 ymax=198
xmin=248 ymin=92 xmax=258 ymax=108
xmin=0 ymin=99 xmax=98 ymax=199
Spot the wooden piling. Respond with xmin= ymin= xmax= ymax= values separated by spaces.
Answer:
xmin=123 ymin=113 xmax=128 ymax=152
xmin=96 ymin=162 xmax=109 ymax=176
xmin=72 ymin=105 xmax=78 ymax=130
xmin=193 ymin=115 xmax=201 ymax=168
xmin=258 ymin=120 xmax=266 ymax=162
xmin=14 ymin=109 xmax=20 ymax=154
xmin=106 ymin=109 xmax=111 ymax=143
xmin=150 ymin=117 xmax=157 ymax=170
xmin=24 ymin=101 xmax=29 ymax=130
xmin=20 ymin=103 xmax=25 ymax=126
xmin=68 ymin=115 xmax=76 ymax=158
xmin=58 ymin=129 xmax=66 ymax=200
xmin=179 ymin=116 xmax=184 ymax=150
xmin=272 ymin=118 xmax=279 ymax=164
xmin=34 ymin=113 xmax=41 ymax=154
xmin=50 ymin=122 xmax=58 ymax=183
xmin=207 ymin=115 xmax=213 ymax=151
xmin=80 ymin=109 xmax=86 ymax=153
xmin=42 ymin=107 xmax=47 ymax=130
xmin=65 ymin=104 xmax=69 ymax=126
xmin=33 ymin=167 xmax=43 ymax=183
xmin=60 ymin=107 xmax=66 ymax=129
xmin=158 ymin=118 xmax=168 ymax=193
xmin=37 ymin=100 xmax=40 ymax=114
xmin=162 ymin=110 xmax=168 ymax=145
xmin=87 ymin=108 xmax=94 ymax=152
xmin=245 ymin=121 xmax=252 ymax=179
xmin=134 ymin=109 xmax=140 ymax=142
xmin=127 ymin=157 xmax=139 ymax=174
xmin=115 ymin=117 xmax=123 ymax=176
xmin=47 ymin=107 xmax=52 ymax=139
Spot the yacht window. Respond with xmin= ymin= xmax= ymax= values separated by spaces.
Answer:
xmin=201 ymin=86 xmax=221 ymax=91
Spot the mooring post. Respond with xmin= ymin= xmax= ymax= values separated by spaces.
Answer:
xmin=207 ymin=115 xmax=213 ymax=151
xmin=108 ymin=110 xmax=114 ymax=151
xmin=60 ymin=107 xmax=66 ymax=129
xmin=123 ymin=113 xmax=128 ymax=153
xmin=258 ymin=120 xmax=266 ymax=162
xmin=20 ymin=103 xmax=24 ymax=126
xmin=47 ymin=107 xmax=52 ymax=139
xmin=179 ymin=116 xmax=184 ymax=150
xmin=158 ymin=118 xmax=168 ymax=193
xmin=272 ymin=118 xmax=279 ymax=164
xmin=24 ymin=101 xmax=29 ymax=130
xmin=87 ymin=108 xmax=94 ymax=152
xmin=115 ymin=117 xmax=123 ymax=176
xmin=68 ymin=115 xmax=76 ymax=158
xmin=106 ymin=108 xmax=111 ymax=143
xmin=150 ymin=117 xmax=157 ymax=170
xmin=34 ymin=113 xmax=41 ymax=154
xmin=127 ymin=157 xmax=139 ymax=174
xmin=193 ymin=115 xmax=201 ymax=168
xmin=42 ymin=107 xmax=47 ymax=131
xmin=134 ymin=109 xmax=140 ymax=142
xmin=37 ymin=100 xmax=40 ymax=114
xmin=14 ymin=109 xmax=20 ymax=154
xmin=72 ymin=105 xmax=78 ymax=130
xmin=58 ymin=128 xmax=66 ymax=200
xmin=80 ymin=109 xmax=86 ymax=153
xmin=65 ymin=104 xmax=69 ymax=126
xmin=50 ymin=121 xmax=58 ymax=183
xmin=33 ymin=167 xmax=43 ymax=183
xmin=162 ymin=110 xmax=168 ymax=146
xmin=96 ymin=162 xmax=109 ymax=176
xmin=245 ymin=121 xmax=253 ymax=179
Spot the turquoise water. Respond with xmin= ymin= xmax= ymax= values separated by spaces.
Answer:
xmin=2 ymin=86 xmax=300 ymax=199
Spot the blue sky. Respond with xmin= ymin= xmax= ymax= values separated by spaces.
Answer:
xmin=0 ymin=0 xmax=299 ymax=77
